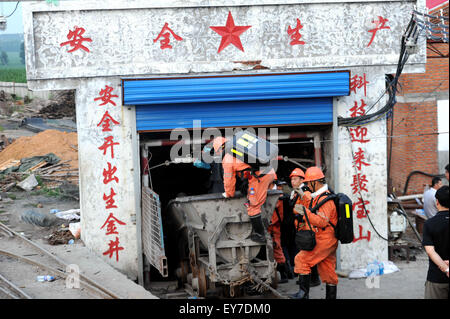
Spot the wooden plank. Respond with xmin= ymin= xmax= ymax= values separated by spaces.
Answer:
xmin=29 ymin=161 xmax=48 ymax=172
xmin=0 ymin=159 xmax=20 ymax=171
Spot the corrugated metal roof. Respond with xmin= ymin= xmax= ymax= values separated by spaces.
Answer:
xmin=123 ymin=71 xmax=349 ymax=106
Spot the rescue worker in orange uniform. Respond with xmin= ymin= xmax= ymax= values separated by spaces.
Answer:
xmin=290 ymin=168 xmax=321 ymax=287
xmin=268 ymin=179 xmax=290 ymax=283
xmin=213 ymin=136 xmax=275 ymax=243
xmin=291 ymin=166 xmax=338 ymax=299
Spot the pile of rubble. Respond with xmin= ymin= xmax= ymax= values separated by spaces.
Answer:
xmin=0 ymin=130 xmax=79 ymax=191
xmin=0 ymin=90 xmax=76 ymax=121
xmin=38 ymin=91 xmax=76 ymax=120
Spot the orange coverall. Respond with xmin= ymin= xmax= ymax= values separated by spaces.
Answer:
xmin=294 ymin=191 xmax=338 ymax=285
xmin=268 ymin=198 xmax=286 ymax=264
xmin=222 ymin=153 xmax=275 ymax=217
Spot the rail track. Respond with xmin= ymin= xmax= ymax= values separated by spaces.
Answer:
xmin=0 ymin=222 xmax=121 ymax=299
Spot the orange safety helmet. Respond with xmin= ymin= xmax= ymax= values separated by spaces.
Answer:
xmin=289 ymin=168 xmax=305 ymax=179
xmin=213 ymin=136 xmax=228 ymax=153
xmin=303 ymin=166 xmax=325 ymax=183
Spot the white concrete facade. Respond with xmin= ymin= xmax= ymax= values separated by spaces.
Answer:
xmin=23 ymin=0 xmax=426 ymax=279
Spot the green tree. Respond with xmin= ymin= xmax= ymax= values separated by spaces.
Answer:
xmin=20 ymin=42 xmax=25 ymax=64
xmin=0 ymin=51 xmax=8 ymax=65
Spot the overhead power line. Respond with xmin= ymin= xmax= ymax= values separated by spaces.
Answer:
xmin=4 ymin=2 xmax=19 ymax=18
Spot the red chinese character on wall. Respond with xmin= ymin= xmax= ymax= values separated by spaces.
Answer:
xmin=103 ymin=162 xmax=119 ymax=185
xmin=350 ymin=74 xmax=369 ymax=96
xmin=351 ymin=173 xmax=369 ymax=194
xmin=349 ymin=99 xmax=367 ymax=118
xmin=353 ymin=198 xmax=371 ymax=219
xmin=353 ymin=225 xmax=371 ymax=242
xmin=98 ymin=136 xmax=120 ymax=159
xmin=153 ymin=22 xmax=183 ymax=50
xmin=102 ymin=237 xmax=125 ymax=262
xmin=97 ymin=111 xmax=120 ymax=132
xmin=287 ymin=18 xmax=306 ymax=46
xmin=349 ymin=126 xmax=371 ymax=143
xmin=353 ymin=147 xmax=371 ymax=171
xmin=367 ymin=16 xmax=390 ymax=47
xmin=103 ymin=188 xmax=118 ymax=209
xmin=101 ymin=212 xmax=126 ymax=236
xmin=60 ymin=26 xmax=92 ymax=53
xmin=94 ymin=85 xmax=119 ymax=106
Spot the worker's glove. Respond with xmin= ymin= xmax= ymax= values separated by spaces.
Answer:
xmin=294 ymin=187 xmax=304 ymax=197
xmin=193 ymin=159 xmax=211 ymax=170
xmin=222 ymin=192 xmax=228 ymax=198
xmin=294 ymin=204 xmax=305 ymax=215
xmin=290 ymin=190 xmax=296 ymax=200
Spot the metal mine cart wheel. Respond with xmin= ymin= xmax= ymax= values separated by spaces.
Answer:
xmin=168 ymin=190 xmax=282 ymax=298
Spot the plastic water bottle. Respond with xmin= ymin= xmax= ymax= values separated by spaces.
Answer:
xmin=378 ymin=261 xmax=384 ymax=275
xmin=366 ymin=260 xmax=383 ymax=276
xmin=365 ymin=262 xmax=377 ymax=277
xmin=37 ymin=275 xmax=55 ymax=282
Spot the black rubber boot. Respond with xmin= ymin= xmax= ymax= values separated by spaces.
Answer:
xmin=249 ymin=214 xmax=266 ymax=243
xmin=289 ymin=274 xmax=310 ymax=299
xmin=276 ymin=263 xmax=288 ymax=284
xmin=326 ymin=284 xmax=337 ymax=299
xmin=310 ymin=265 xmax=321 ymax=287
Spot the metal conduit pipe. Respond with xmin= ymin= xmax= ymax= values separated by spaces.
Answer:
xmin=142 ymin=132 xmax=318 ymax=147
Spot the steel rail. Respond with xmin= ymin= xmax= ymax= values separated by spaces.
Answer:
xmin=0 ymin=272 xmax=33 ymax=299
xmin=0 ymin=249 xmax=115 ymax=299
xmin=0 ymin=223 xmax=121 ymax=299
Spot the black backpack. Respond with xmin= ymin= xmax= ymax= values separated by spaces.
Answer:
xmin=309 ymin=192 xmax=354 ymax=244
xmin=226 ymin=130 xmax=279 ymax=174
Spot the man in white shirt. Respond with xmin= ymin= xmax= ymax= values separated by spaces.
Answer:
xmin=423 ymin=177 xmax=443 ymax=219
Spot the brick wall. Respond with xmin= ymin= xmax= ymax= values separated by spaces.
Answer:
xmin=387 ymin=42 xmax=448 ymax=195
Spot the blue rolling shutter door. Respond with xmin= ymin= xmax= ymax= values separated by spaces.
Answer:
xmin=123 ymin=71 xmax=350 ymax=132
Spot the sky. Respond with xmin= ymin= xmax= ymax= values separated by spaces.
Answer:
xmin=0 ymin=1 xmax=23 ymax=34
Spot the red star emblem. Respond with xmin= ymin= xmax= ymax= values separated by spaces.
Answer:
xmin=210 ymin=11 xmax=251 ymax=53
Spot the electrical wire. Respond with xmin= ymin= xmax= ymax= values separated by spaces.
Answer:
xmin=337 ymin=73 xmax=447 ymax=128
xmin=338 ymin=12 xmax=420 ymax=127
xmin=413 ymin=10 xmax=449 ymax=42
xmin=275 ymin=130 xmax=449 ymax=145
xmin=413 ymin=9 xmax=449 ymax=22
xmin=4 ymin=2 xmax=19 ymax=18
xmin=402 ymin=171 xmax=445 ymax=195
xmin=345 ymin=127 xmax=390 ymax=242
xmin=387 ymin=78 xmax=447 ymax=193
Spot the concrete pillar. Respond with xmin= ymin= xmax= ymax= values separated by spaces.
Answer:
xmin=337 ymin=68 xmax=389 ymax=270
xmin=76 ymin=77 xmax=140 ymax=279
